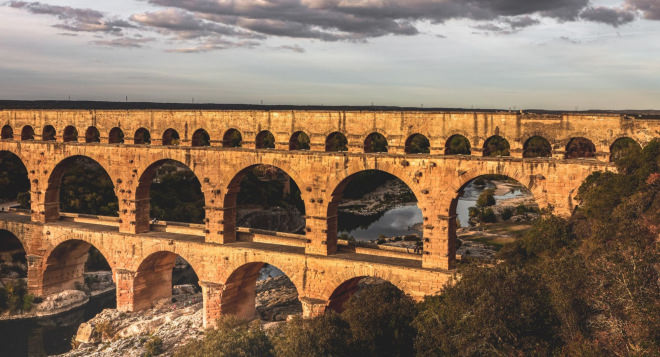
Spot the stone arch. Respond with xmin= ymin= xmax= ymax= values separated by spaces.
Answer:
xmin=85 ymin=126 xmax=100 ymax=143
xmin=289 ymin=131 xmax=310 ymax=150
xmin=21 ymin=125 xmax=34 ymax=141
xmin=255 ymin=130 xmax=275 ymax=149
xmin=223 ymin=163 xmax=307 ymax=242
xmin=0 ymin=150 xmax=31 ymax=205
xmin=134 ymin=128 xmax=151 ymax=145
xmin=364 ymin=132 xmax=388 ymax=153
xmin=63 ymin=125 xmax=79 ymax=142
xmin=326 ymin=169 xmax=421 ymax=254
xmin=220 ymin=262 xmax=301 ymax=320
xmin=483 ymin=135 xmax=510 ymax=157
xmin=609 ymin=137 xmax=641 ymax=162
xmin=134 ymin=159 xmax=206 ymax=231
xmin=44 ymin=155 xmax=118 ymax=221
xmin=222 ymin=128 xmax=242 ymax=147
xmin=405 ymin=133 xmax=430 ymax=154
xmin=162 ymin=128 xmax=180 ymax=146
xmin=109 ymin=127 xmax=125 ymax=144
xmin=326 ymin=131 xmax=348 ymax=152
xmin=445 ymin=134 xmax=471 ymax=155
xmin=192 ymin=128 xmax=210 ymax=147
xmin=131 ymin=250 xmax=201 ymax=311
xmin=325 ymin=275 xmax=405 ymax=313
xmin=0 ymin=229 xmax=28 ymax=278
xmin=523 ymin=136 xmax=552 ymax=158
xmin=1 ymin=125 xmax=12 ymax=140
xmin=40 ymin=239 xmax=114 ymax=296
xmin=42 ymin=125 xmax=56 ymax=141
xmin=565 ymin=137 xmax=596 ymax=159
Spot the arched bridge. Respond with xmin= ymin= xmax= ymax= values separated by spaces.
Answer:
xmin=1 ymin=109 xmax=657 ymax=327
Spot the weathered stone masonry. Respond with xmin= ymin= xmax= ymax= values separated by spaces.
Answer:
xmin=1 ymin=109 xmax=657 ymax=327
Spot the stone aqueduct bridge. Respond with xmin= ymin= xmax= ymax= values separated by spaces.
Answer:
xmin=0 ymin=109 xmax=658 ymax=327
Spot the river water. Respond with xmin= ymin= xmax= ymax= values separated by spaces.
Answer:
xmin=0 ymin=290 xmax=115 ymax=357
xmin=339 ymin=180 xmax=530 ymax=241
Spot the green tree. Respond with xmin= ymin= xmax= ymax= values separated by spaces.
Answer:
xmin=175 ymin=317 xmax=273 ymax=357
xmin=272 ymin=313 xmax=352 ymax=357
xmin=342 ymin=283 xmax=418 ymax=356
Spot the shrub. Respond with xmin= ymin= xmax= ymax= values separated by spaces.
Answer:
xmin=174 ymin=316 xmax=273 ymax=357
xmin=342 ymin=283 xmax=418 ymax=356
xmin=501 ymin=207 xmax=514 ymax=220
xmin=272 ymin=313 xmax=352 ymax=357
xmin=476 ymin=189 xmax=496 ymax=207
xmin=143 ymin=335 xmax=163 ymax=357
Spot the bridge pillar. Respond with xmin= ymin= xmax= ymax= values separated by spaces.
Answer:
xmin=200 ymin=281 xmax=223 ymax=328
xmin=422 ymin=213 xmax=457 ymax=270
xmin=119 ymin=198 xmax=151 ymax=234
xmin=26 ymin=254 xmax=44 ymax=296
xmin=300 ymin=297 xmax=328 ymax=318
xmin=275 ymin=141 xmax=289 ymax=151
xmin=305 ymin=215 xmax=337 ymax=256
xmin=115 ymin=269 xmax=137 ymax=311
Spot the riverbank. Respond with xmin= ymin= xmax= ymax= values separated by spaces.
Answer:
xmin=60 ymin=274 xmax=302 ymax=357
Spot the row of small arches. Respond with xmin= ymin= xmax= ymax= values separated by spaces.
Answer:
xmin=0 ymin=124 xmax=643 ymax=159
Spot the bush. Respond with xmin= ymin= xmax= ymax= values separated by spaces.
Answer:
xmin=174 ymin=317 xmax=273 ymax=357
xmin=501 ymin=207 xmax=514 ymax=220
xmin=476 ymin=189 xmax=496 ymax=207
xmin=342 ymin=283 xmax=418 ymax=356
xmin=143 ymin=335 xmax=163 ymax=357
xmin=481 ymin=208 xmax=497 ymax=223
xmin=0 ymin=280 xmax=33 ymax=314
xmin=272 ymin=313 xmax=352 ymax=357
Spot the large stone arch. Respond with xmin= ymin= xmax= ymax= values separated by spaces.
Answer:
xmin=221 ymin=162 xmax=308 ymax=242
xmin=39 ymin=238 xmax=115 ymax=296
xmin=447 ymin=166 xmax=549 ymax=210
xmin=324 ymin=167 xmax=425 ymax=255
xmin=321 ymin=272 xmax=412 ymax=308
xmin=219 ymin=261 xmax=302 ymax=320
xmin=43 ymin=155 xmax=119 ymax=222
xmin=133 ymin=158 xmax=208 ymax=232
xmin=128 ymin=249 xmax=203 ymax=311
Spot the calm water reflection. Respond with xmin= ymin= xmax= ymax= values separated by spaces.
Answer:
xmin=340 ymin=180 xmax=530 ymax=240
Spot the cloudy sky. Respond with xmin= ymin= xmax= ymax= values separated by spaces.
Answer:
xmin=1 ymin=0 xmax=659 ymax=110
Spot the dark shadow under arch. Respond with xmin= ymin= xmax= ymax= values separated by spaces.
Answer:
xmin=223 ymin=129 xmax=242 ymax=147
xmin=445 ymin=134 xmax=471 ymax=155
xmin=109 ymin=127 xmax=124 ymax=144
xmin=523 ymin=136 xmax=552 ymax=158
xmin=134 ymin=159 xmax=205 ymax=232
xmin=0 ymin=150 xmax=30 ymax=206
xmin=44 ymin=156 xmax=118 ymax=221
xmin=41 ymin=239 xmax=114 ymax=296
xmin=0 ymin=229 xmax=27 ymax=279
xmin=133 ymin=251 xmax=199 ymax=311
xmin=63 ymin=126 xmax=78 ymax=142
xmin=565 ymin=137 xmax=596 ymax=159
xmin=85 ymin=126 xmax=100 ymax=143
xmin=289 ymin=131 xmax=310 ymax=150
xmin=483 ymin=135 xmax=510 ymax=157
xmin=327 ymin=276 xmax=402 ymax=313
xmin=192 ymin=129 xmax=210 ymax=147
xmin=1 ymin=125 xmax=12 ymax=140
xmin=223 ymin=164 xmax=306 ymax=241
xmin=364 ymin=132 xmax=388 ymax=153
xmin=405 ymin=134 xmax=430 ymax=154
xmin=42 ymin=125 xmax=56 ymax=141
xmin=221 ymin=262 xmax=301 ymax=321
xmin=326 ymin=132 xmax=348 ymax=152
xmin=256 ymin=130 xmax=275 ymax=149
xmin=162 ymin=128 xmax=180 ymax=146
xmin=21 ymin=126 xmax=34 ymax=141
xmin=134 ymin=128 xmax=151 ymax=145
